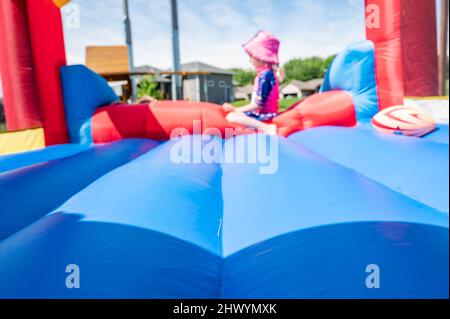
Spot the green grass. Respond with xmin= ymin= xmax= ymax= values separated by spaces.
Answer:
xmin=279 ymin=97 xmax=302 ymax=111
xmin=0 ymin=122 xmax=6 ymax=132
xmin=230 ymin=100 xmax=249 ymax=107
xmin=231 ymin=97 xmax=302 ymax=112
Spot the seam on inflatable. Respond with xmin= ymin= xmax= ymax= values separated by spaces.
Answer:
xmin=217 ymin=142 xmax=225 ymax=299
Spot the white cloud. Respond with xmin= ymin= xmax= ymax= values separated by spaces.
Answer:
xmin=63 ymin=0 xmax=125 ymax=64
xmin=61 ymin=0 xmax=366 ymax=69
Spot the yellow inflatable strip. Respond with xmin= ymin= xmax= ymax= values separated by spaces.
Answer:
xmin=53 ymin=0 xmax=71 ymax=8
xmin=0 ymin=128 xmax=45 ymax=156
xmin=405 ymin=96 xmax=449 ymax=101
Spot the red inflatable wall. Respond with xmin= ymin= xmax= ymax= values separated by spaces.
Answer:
xmin=366 ymin=0 xmax=438 ymax=110
xmin=0 ymin=0 xmax=68 ymax=144
xmin=27 ymin=0 xmax=69 ymax=144
xmin=0 ymin=0 xmax=42 ymax=130
xmin=365 ymin=0 xmax=405 ymax=110
xmin=400 ymin=0 xmax=438 ymax=97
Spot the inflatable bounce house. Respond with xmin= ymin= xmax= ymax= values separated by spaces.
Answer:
xmin=0 ymin=0 xmax=448 ymax=298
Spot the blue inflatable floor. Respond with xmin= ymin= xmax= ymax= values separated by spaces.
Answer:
xmin=289 ymin=124 xmax=449 ymax=213
xmin=0 ymin=130 xmax=448 ymax=298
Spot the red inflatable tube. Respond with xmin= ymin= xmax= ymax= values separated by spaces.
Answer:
xmin=92 ymin=101 xmax=245 ymax=143
xmin=92 ymin=91 xmax=356 ymax=143
xmin=92 ymin=103 xmax=149 ymax=142
xmin=274 ymin=91 xmax=356 ymax=137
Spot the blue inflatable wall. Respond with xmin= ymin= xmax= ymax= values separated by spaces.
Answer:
xmin=60 ymin=65 xmax=119 ymax=144
xmin=321 ymin=40 xmax=380 ymax=120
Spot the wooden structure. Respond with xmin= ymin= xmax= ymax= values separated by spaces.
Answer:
xmin=438 ymin=0 xmax=449 ymax=96
xmin=86 ymin=45 xmax=133 ymax=101
xmin=85 ymin=45 xmax=210 ymax=101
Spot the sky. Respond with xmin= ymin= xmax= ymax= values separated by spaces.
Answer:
xmin=0 ymin=0 xmax=447 ymax=97
xmin=62 ymin=0 xmax=366 ymax=69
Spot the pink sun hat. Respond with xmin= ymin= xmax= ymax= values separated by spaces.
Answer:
xmin=242 ymin=31 xmax=280 ymax=65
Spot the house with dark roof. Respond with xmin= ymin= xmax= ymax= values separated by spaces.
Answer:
xmin=280 ymin=79 xmax=323 ymax=98
xmin=234 ymin=84 xmax=253 ymax=101
xmin=166 ymin=61 xmax=234 ymax=104
xmin=135 ymin=65 xmax=171 ymax=83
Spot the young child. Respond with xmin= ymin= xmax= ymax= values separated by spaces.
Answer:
xmin=223 ymin=31 xmax=281 ymax=135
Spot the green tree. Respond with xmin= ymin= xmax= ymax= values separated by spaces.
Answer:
xmin=283 ymin=57 xmax=326 ymax=82
xmin=283 ymin=55 xmax=337 ymax=82
xmin=230 ymin=68 xmax=256 ymax=86
xmin=137 ymin=76 xmax=162 ymax=100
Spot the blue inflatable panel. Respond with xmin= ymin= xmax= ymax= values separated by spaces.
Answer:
xmin=223 ymin=222 xmax=448 ymax=298
xmin=321 ymin=40 xmax=379 ymax=120
xmin=221 ymin=135 xmax=448 ymax=298
xmin=0 ymin=136 xmax=223 ymax=298
xmin=0 ymin=144 xmax=88 ymax=174
xmin=0 ymin=139 xmax=158 ymax=240
xmin=420 ymin=124 xmax=448 ymax=145
xmin=60 ymin=65 xmax=119 ymax=144
xmin=423 ymin=124 xmax=449 ymax=144
xmin=289 ymin=126 xmax=449 ymax=213
xmin=0 ymin=135 xmax=447 ymax=298
xmin=358 ymin=120 xmax=449 ymax=145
